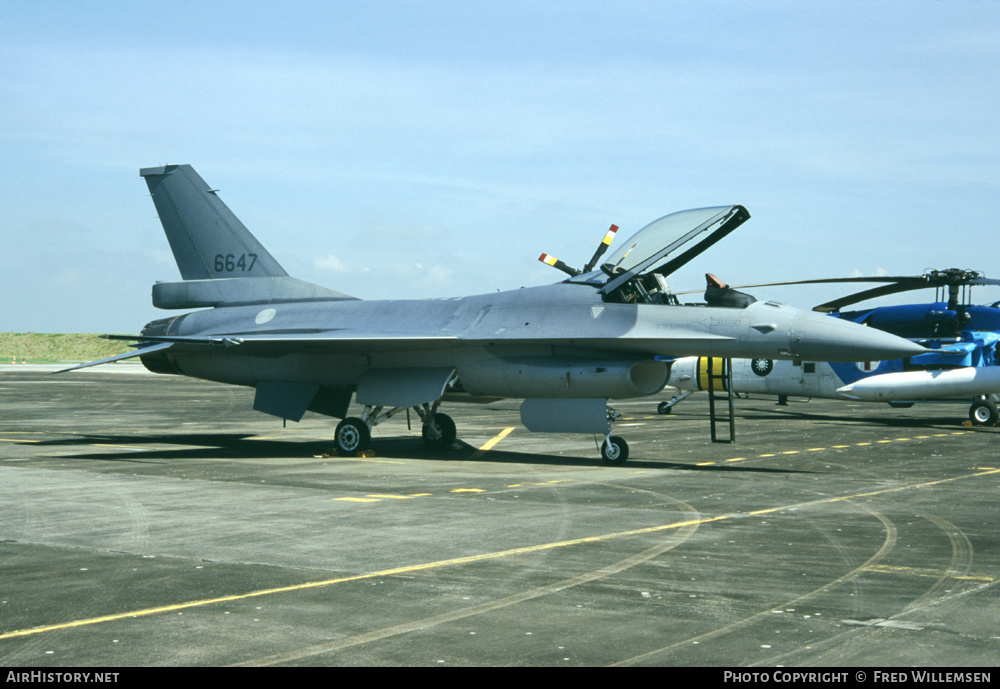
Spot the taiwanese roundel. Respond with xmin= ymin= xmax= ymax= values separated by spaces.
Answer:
xmin=751 ymin=359 xmax=773 ymax=377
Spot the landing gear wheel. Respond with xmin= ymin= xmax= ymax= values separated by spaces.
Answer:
xmin=601 ymin=436 xmax=629 ymax=465
xmin=969 ymin=399 xmax=998 ymax=426
xmin=421 ymin=413 xmax=457 ymax=449
xmin=335 ymin=417 xmax=371 ymax=456
xmin=657 ymin=401 xmax=673 ymax=415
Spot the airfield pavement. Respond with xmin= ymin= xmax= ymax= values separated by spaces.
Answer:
xmin=0 ymin=365 xmax=998 ymax=668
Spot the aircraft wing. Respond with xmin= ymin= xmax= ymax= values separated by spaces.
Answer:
xmin=96 ymin=329 xmax=737 ymax=359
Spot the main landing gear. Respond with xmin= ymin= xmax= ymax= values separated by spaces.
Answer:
xmin=334 ymin=417 xmax=371 ymax=455
xmin=334 ymin=400 xmax=635 ymax=464
xmin=334 ymin=401 xmax=457 ymax=456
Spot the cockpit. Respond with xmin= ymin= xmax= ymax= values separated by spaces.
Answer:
xmin=567 ymin=205 xmax=753 ymax=306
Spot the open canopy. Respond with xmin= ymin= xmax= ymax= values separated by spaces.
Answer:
xmin=569 ymin=204 xmax=750 ymax=304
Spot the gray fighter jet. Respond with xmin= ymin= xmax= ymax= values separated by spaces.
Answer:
xmin=65 ymin=165 xmax=924 ymax=463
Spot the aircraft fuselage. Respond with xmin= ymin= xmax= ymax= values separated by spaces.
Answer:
xmin=139 ymin=282 xmax=920 ymax=402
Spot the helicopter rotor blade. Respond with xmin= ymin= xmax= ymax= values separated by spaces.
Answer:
xmin=670 ymin=276 xmax=930 ymax=300
xmin=731 ymin=276 xmax=927 ymax=290
xmin=812 ymin=280 xmax=933 ymax=312
xmin=727 ymin=270 xmax=1000 ymax=311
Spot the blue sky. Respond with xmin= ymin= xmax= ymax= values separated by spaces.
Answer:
xmin=3 ymin=1 xmax=999 ymax=333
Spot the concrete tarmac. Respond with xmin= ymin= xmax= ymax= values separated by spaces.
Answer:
xmin=1 ymin=366 xmax=997 ymax=667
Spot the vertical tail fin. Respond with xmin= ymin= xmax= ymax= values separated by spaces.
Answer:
xmin=141 ymin=164 xmax=356 ymax=308
xmin=140 ymin=164 xmax=287 ymax=280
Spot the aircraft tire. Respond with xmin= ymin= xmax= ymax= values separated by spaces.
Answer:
xmin=657 ymin=401 xmax=673 ymax=415
xmin=601 ymin=436 xmax=629 ymax=465
xmin=969 ymin=399 xmax=998 ymax=426
xmin=335 ymin=417 xmax=371 ymax=456
xmin=422 ymin=413 xmax=457 ymax=449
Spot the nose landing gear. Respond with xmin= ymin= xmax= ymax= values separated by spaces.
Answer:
xmin=600 ymin=434 xmax=629 ymax=465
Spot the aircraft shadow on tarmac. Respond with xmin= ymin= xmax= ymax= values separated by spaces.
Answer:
xmin=731 ymin=404 xmax=989 ymax=430
xmin=30 ymin=433 xmax=335 ymax=463
xmin=27 ymin=432 xmax=803 ymax=474
xmin=655 ymin=398 xmax=994 ymax=431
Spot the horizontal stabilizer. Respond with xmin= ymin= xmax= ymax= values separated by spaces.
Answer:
xmin=153 ymin=276 xmax=355 ymax=309
xmin=100 ymin=332 xmax=461 ymax=357
xmin=54 ymin=342 xmax=173 ymax=373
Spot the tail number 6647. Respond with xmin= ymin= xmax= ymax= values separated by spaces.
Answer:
xmin=214 ymin=253 xmax=258 ymax=272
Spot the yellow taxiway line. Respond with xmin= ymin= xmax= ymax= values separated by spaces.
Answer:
xmin=471 ymin=426 xmax=515 ymax=459
xmin=2 ymin=466 xmax=997 ymax=642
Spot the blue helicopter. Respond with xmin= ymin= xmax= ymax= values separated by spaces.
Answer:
xmin=663 ymin=269 xmax=1000 ymax=426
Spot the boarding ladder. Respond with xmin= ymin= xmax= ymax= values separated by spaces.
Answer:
xmin=704 ymin=357 xmax=736 ymax=443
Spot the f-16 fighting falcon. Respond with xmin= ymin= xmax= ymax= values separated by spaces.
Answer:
xmin=65 ymin=165 xmax=925 ymax=463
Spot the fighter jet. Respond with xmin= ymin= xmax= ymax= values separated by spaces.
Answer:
xmin=64 ymin=165 xmax=925 ymax=463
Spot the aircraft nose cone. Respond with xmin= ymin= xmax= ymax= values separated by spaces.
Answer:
xmin=791 ymin=311 xmax=926 ymax=362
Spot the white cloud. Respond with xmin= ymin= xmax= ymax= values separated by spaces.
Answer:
xmin=313 ymin=254 xmax=349 ymax=273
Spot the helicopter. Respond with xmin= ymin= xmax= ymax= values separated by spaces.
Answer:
xmin=662 ymin=269 xmax=1000 ymax=426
